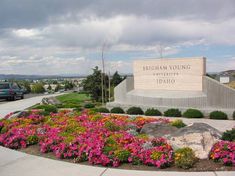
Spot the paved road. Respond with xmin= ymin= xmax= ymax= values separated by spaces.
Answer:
xmin=0 ymin=93 xmax=64 ymax=118
xmin=0 ymin=93 xmax=45 ymax=105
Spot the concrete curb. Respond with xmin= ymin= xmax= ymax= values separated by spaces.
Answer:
xmin=0 ymin=146 xmax=234 ymax=176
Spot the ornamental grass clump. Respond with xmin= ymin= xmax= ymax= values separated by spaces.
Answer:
xmin=114 ymin=149 xmax=131 ymax=162
xmin=90 ymin=114 xmax=103 ymax=121
xmin=26 ymin=135 xmax=39 ymax=145
xmin=104 ymin=121 xmax=121 ymax=132
xmin=170 ymin=119 xmax=186 ymax=128
xmin=174 ymin=147 xmax=197 ymax=169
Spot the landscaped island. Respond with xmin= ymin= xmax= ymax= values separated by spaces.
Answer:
xmin=0 ymin=107 xmax=234 ymax=171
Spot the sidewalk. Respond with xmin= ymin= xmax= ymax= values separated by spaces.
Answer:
xmin=0 ymin=147 xmax=234 ymax=176
xmin=0 ymin=93 xmax=64 ymax=118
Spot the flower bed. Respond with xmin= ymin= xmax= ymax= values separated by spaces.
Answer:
xmin=0 ymin=110 xmax=234 ymax=169
xmin=209 ymin=141 xmax=235 ymax=166
xmin=0 ymin=110 xmax=173 ymax=168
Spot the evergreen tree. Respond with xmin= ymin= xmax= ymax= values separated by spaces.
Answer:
xmin=111 ymin=71 xmax=123 ymax=87
xmin=82 ymin=66 xmax=108 ymax=102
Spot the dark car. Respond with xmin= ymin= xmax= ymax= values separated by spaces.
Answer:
xmin=0 ymin=82 xmax=24 ymax=101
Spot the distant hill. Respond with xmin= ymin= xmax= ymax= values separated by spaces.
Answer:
xmin=219 ymin=70 xmax=235 ymax=76
xmin=0 ymin=74 xmax=85 ymax=80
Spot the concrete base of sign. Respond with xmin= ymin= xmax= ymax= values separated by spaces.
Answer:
xmin=128 ymin=89 xmax=206 ymax=98
xmin=107 ymin=76 xmax=235 ymax=118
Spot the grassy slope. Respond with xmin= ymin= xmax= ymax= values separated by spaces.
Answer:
xmin=56 ymin=93 xmax=91 ymax=104
xmin=226 ymin=81 xmax=235 ymax=89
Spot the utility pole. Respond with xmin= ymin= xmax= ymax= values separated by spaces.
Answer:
xmin=158 ymin=43 xmax=164 ymax=59
xmin=108 ymin=71 xmax=111 ymax=102
xmin=101 ymin=42 xmax=106 ymax=106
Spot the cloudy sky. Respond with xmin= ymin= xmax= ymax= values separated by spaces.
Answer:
xmin=0 ymin=0 xmax=235 ymax=75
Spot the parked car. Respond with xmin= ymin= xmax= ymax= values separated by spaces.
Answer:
xmin=0 ymin=82 xmax=24 ymax=101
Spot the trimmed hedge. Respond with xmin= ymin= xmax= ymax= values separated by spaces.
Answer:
xmin=33 ymin=105 xmax=58 ymax=113
xmin=84 ymin=103 xmax=95 ymax=109
xmin=144 ymin=108 xmax=162 ymax=116
xmin=209 ymin=111 xmax=228 ymax=120
xmin=164 ymin=108 xmax=181 ymax=117
xmin=96 ymin=107 xmax=110 ymax=113
xmin=126 ymin=107 xmax=144 ymax=115
xmin=221 ymin=129 xmax=235 ymax=141
xmin=183 ymin=109 xmax=203 ymax=118
xmin=110 ymin=107 xmax=125 ymax=114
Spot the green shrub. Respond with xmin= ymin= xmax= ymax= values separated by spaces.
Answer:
xmin=103 ymin=137 xmax=118 ymax=155
xmin=110 ymin=107 xmax=125 ymax=114
xmin=33 ymin=105 xmax=58 ymax=113
xmin=174 ymin=147 xmax=197 ymax=169
xmin=55 ymin=104 xmax=63 ymax=108
xmin=126 ymin=107 xmax=144 ymax=115
xmin=62 ymin=103 xmax=81 ymax=109
xmin=183 ymin=109 xmax=203 ymax=118
xmin=144 ymin=108 xmax=162 ymax=116
xmin=63 ymin=123 xmax=86 ymax=134
xmin=103 ymin=146 xmax=115 ymax=155
xmin=38 ymin=111 xmax=50 ymax=116
xmin=0 ymin=126 xmax=7 ymax=134
xmin=209 ymin=111 xmax=228 ymax=120
xmin=164 ymin=108 xmax=182 ymax=117
xmin=233 ymin=111 xmax=235 ymax=120
xmin=171 ymin=119 xmax=186 ymax=128
xmin=26 ymin=135 xmax=39 ymax=145
xmin=104 ymin=121 xmax=120 ymax=131
xmin=114 ymin=149 xmax=131 ymax=162
xmin=87 ymin=109 xmax=97 ymax=115
xmin=131 ymin=156 xmax=142 ymax=165
xmin=221 ymin=129 xmax=235 ymax=141
xmin=90 ymin=114 xmax=103 ymax=121
xmin=96 ymin=107 xmax=110 ymax=113
xmin=84 ymin=103 xmax=95 ymax=109
xmin=74 ymin=152 xmax=88 ymax=163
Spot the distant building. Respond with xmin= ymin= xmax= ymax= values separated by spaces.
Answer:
xmin=215 ymin=70 xmax=235 ymax=84
xmin=43 ymin=84 xmax=58 ymax=91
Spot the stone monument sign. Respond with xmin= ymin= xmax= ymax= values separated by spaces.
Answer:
xmin=107 ymin=56 xmax=235 ymax=118
xmin=133 ymin=57 xmax=206 ymax=91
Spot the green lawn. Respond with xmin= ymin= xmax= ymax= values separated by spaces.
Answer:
xmin=56 ymin=93 xmax=91 ymax=104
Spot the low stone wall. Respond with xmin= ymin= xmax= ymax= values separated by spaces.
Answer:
xmin=107 ymin=76 xmax=235 ymax=119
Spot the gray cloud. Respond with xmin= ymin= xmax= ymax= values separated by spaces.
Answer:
xmin=0 ymin=0 xmax=235 ymax=74
xmin=1 ymin=0 xmax=235 ymax=28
